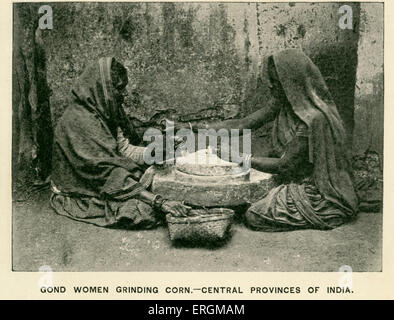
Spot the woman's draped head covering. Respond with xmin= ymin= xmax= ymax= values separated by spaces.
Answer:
xmin=268 ymin=49 xmax=358 ymax=215
xmin=72 ymin=57 xmax=139 ymax=144
xmin=272 ymin=49 xmax=346 ymax=148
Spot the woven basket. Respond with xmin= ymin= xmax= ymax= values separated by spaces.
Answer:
xmin=166 ymin=208 xmax=234 ymax=241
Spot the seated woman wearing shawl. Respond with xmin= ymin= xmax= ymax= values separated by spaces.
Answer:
xmin=192 ymin=49 xmax=358 ymax=231
xmin=50 ymin=57 xmax=192 ymax=228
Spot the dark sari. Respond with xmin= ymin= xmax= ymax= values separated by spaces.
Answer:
xmin=50 ymin=57 xmax=159 ymax=228
xmin=245 ymin=50 xmax=358 ymax=231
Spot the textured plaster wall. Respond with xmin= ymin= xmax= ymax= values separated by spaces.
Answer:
xmin=353 ymin=3 xmax=384 ymax=157
xmin=45 ymin=2 xmax=244 ymax=128
xmin=40 ymin=2 xmax=372 ymax=155
xmin=226 ymin=2 xmax=361 ymax=154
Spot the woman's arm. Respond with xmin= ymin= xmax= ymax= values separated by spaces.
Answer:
xmin=137 ymin=189 xmax=192 ymax=217
xmin=137 ymin=189 xmax=156 ymax=204
xmin=251 ymin=136 xmax=309 ymax=174
xmin=117 ymin=128 xmax=146 ymax=165
xmin=195 ymin=103 xmax=279 ymax=132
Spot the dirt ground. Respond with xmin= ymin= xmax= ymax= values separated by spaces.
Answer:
xmin=12 ymin=190 xmax=382 ymax=272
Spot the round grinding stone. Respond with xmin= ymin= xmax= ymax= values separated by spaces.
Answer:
xmin=151 ymin=167 xmax=276 ymax=207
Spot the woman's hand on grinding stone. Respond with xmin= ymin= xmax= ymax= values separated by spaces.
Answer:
xmin=133 ymin=169 xmax=143 ymax=180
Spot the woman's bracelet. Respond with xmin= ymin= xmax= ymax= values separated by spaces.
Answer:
xmin=152 ymin=194 xmax=165 ymax=209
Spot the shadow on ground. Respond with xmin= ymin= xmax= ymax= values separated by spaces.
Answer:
xmin=12 ymin=190 xmax=382 ymax=272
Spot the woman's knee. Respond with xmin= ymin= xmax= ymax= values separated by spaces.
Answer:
xmin=244 ymin=208 xmax=264 ymax=229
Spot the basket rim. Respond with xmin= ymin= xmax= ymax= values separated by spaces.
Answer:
xmin=190 ymin=207 xmax=234 ymax=214
xmin=166 ymin=212 xmax=234 ymax=224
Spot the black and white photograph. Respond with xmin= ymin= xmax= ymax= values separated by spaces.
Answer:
xmin=12 ymin=1 xmax=383 ymax=273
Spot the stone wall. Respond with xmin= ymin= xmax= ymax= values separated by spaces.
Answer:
xmin=36 ymin=2 xmax=381 ymax=156
xmin=353 ymin=3 xmax=384 ymax=157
